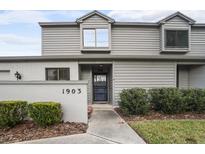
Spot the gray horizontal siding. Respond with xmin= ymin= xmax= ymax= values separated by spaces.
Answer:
xmin=111 ymin=25 xmax=205 ymax=56
xmin=42 ymin=26 xmax=81 ymax=55
xmin=178 ymin=66 xmax=189 ymax=88
xmin=189 ymin=65 xmax=205 ymax=88
xmin=164 ymin=16 xmax=189 ymax=28
xmin=82 ymin=15 xmax=108 ymax=26
xmin=189 ymin=28 xmax=205 ymax=56
xmin=79 ymin=65 xmax=92 ymax=104
xmin=41 ymin=14 xmax=205 ymax=57
xmin=113 ymin=61 xmax=176 ymax=105
xmin=111 ymin=27 xmax=160 ymax=55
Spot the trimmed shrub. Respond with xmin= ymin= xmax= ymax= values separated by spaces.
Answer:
xmin=119 ymin=88 xmax=149 ymax=115
xmin=28 ymin=102 xmax=62 ymax=127
xmin=160 ymin=88 xmax=185 ymax=114
xmin=148 ymin=88 xmax=162 ymax=111
xmin=181 ymin=89 xmax=205 ymax=113
xmin=149 ymin=88 xmax=185 ymax=114
xmin=0 ymin=101 xmax=27 ymax=128
xmin=121 ymin=87 xmax=205 ymax=115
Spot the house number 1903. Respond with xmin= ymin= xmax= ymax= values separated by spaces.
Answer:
xmin=62 ymin=88 xmax=81 ymax=94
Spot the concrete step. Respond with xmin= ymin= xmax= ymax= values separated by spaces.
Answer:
xmin=91 ymin=104 xmax=113 ymax=110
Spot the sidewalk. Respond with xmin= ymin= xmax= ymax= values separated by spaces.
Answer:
xmin=18 ymin=107 xmax=145 ymax=144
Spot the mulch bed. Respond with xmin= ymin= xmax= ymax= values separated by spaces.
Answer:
xmin=114 ymin=108 xmax=205 ymax=123
xmin=0 ymin=121 xmax=87 ymax=144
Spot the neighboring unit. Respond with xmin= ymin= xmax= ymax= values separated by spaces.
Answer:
xmin=0 ymin=10 xmax=205 ymax=106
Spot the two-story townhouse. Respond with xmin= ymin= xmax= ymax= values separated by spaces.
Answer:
xmin=0 ymin=10 xmax=205 ymax=106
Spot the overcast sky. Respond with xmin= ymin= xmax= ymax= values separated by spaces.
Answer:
xmin=0 ymin=10 xmax=205 ymax=56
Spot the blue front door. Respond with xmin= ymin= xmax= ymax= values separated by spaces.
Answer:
xmin=93 ymin=74 xmax=107 ymax=101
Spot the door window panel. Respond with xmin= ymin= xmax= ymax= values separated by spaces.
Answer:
xmin=93 ymin=74 xmax=107 ymax=101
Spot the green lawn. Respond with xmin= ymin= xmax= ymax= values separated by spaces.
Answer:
xmin=130 ymin=120 xmax=205 ymax=144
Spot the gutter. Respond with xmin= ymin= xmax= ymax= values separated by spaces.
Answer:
xmin=38 ymin=21 xmax=205 ymax=28
xmin=0 ymin=55 xmax=205 ymax=62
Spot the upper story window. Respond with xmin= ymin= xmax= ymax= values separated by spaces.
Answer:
xmin=46 ymin=68 xmax=70 ymax=81
xmin=83 ymin=29 xmax=109 ymax=48
xmin=165 ymin=30 xmax=189 ymax=48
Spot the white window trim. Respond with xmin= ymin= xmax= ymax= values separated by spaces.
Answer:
xmin=161 ymin=25 xmax=191 ymax=53
xmin=83 ymin=28 xmax=110 ymax=48
xmin=80 ymin=24 xmax=111 ymax=52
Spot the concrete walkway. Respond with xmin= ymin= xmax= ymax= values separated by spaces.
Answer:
xmin=87 ymin=109 xmax=145 ymax=144
xmin=18 ymin=107 xmax=145 ymax=144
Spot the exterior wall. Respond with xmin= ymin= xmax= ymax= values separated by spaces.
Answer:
xmin=178 ymin=65 xmax=189 ymax=88
xmin=0 ymin=71 xmax=10 ymax=80
xmin=113 ymin=61 xmax=176 ymax=105
xmin=0 ymin=61 xmax=79 ymax=81
xmin=163 ymin=16 xmax=190 ymax=28
xmin=189 ymin=65 xmax=205 ymax=88
xmin=190 ymin=27 xmax=205 ymax=56
xmin=177 ymin=64 xmax=205 ymax=89
xmin=41 ymin=15 xmax=205 ymax=57
xmin=79 ymin=65 xmax=92 ymax=104
xmin=0 ymin=81 xmax=88 ymax=123
xmin=42 ymin=26 xmax=81 ymax=55
xmin=82 ymin=15 xmax=108 ymax=26
xmin=111 ymin=26 xmax=160 ymax=55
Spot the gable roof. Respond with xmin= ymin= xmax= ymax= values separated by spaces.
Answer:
xmin=158 ymin=11 xmax=195 ymax=25
xmin=39 ymin=11 xmax=205 ymax=27
xmin=76 ymin=10 xmax=115 ymax=23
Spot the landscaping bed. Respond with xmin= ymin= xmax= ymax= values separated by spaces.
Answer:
xmin=115 ymin=108 xmax=205 ymax=144
xmin=0 ymin=120 xmax=87 ymax=143
xmin=116 ymin=87 xmax=205 ymax=144
xmin=115 ymin=108 xmax=205 ymax=122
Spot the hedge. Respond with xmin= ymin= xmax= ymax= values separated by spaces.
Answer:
xmin=149 ymin=88 xmax=185 ymax=114
xmin=148 ymin=88 xmax=162 ymax=111
xmin=119 ymin=88 xmax=149 ymax=115
xmin=150 ymin=88 xmax=205 ymax=114
xmin=181 ymin=89 xmax=205 ymax=113
xmin=0 ymin=101 xmax=27 ymax=128
xmin=28 ymin=102 xmax=62 ymax=127
xmin=119 ymin=87 xmax=205 ymax=115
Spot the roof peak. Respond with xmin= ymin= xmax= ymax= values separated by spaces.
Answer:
xmin=39 ymin=11 xmax=202 ymax=27
xmin=76 ymin=10 xmax=115 ymax=23
xmin=158 ymin=11 xmax=196 ymax=25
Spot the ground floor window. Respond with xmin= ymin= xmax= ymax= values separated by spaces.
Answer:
xmin=46 ymin=68 xmax=70 ymax=80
